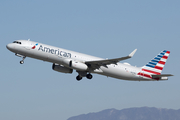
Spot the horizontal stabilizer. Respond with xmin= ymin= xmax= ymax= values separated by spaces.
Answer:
xmin=152 ymin=74 xmax=173 ymax=77
xmin=152 ymin=74 xmax=173 ymax=80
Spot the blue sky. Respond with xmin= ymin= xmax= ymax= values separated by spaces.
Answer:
xmin=1 ymin=0 xmax=180 ymax=120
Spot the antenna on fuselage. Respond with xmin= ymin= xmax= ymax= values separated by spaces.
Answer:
xmin=28 ymin=39 xmax=30 ymax=41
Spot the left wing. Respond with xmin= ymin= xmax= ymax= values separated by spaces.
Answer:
xmin=85 ymin=49 xmax=137 ymax=68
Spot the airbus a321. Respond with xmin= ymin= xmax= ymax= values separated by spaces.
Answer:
xmin=6 ymin=40 xmax=173 ymax=81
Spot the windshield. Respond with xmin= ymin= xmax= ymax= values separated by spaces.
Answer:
xmin=13 ymin=41 xmax=21 ymax=44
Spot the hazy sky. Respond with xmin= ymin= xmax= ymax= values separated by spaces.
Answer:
xmin=1 ymin=0 xmax=179 ymax=120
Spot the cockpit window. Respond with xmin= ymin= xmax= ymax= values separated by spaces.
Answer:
xmin=13 ymin=41 xmax=21 ymax=44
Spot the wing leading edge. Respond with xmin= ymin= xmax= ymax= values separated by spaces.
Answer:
xmin=85 ymin=49 xmax=137 ymax=67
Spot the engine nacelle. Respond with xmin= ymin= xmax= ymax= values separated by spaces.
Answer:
xmin=70 ymin=61 xmax=88 ymax=71
xmin=62 ymin=59 xmax=88 ymax=71
xmin=52 ymin=64 xmax=73 ymax=73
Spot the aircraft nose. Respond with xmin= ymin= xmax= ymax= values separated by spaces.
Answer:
xmin=6 ymin=43 xmax=14 ymax=50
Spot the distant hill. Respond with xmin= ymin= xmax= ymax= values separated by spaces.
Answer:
xmin=67 ymin=107 xmax=180 ymax=120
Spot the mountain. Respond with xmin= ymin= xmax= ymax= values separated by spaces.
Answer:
xmin=67 ymin=107 xmax=180 ymax=120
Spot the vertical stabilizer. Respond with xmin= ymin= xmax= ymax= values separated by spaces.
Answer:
xmin=141 ymin=50 xmax=170 ymax=75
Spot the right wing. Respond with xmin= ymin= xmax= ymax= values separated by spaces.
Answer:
xmin=85 ymin=49 xmax=137 ymax=69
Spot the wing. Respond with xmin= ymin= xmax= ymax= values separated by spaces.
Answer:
xmin=85 ymin=49 xmax=137 ymax=69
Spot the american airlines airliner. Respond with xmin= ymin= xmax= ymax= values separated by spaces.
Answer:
xmin=6 ymin=40 xmax=173 ymax=81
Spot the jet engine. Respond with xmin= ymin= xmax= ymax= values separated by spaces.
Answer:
xmin=52 ymin=63 xmax=73 ymax=73
xmin=62 ymin=59 xmax=88 ymax=71
xmin=70 ymin=60 xmax=88 ymax=71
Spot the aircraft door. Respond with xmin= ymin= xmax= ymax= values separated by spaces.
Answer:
xmin=24 ymin=41 xmax=31 ymax=50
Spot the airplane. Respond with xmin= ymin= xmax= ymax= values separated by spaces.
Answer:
xmin=6 ymin=39 xmax=173 ymax=81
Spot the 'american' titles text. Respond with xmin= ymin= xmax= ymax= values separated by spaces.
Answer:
xmin=38 ymin=45 xmax=71 ymax=58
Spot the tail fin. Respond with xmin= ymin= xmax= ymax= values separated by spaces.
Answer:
xmin=141 ymin=50 xmax=170 ymax=75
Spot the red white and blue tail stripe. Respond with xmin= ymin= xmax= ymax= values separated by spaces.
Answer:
xmin=139 ymin=50 xmax=170 ymax=79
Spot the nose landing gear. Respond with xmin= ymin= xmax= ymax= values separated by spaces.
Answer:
xmin=20 ymin=60 xmax=24 ymax=64
xmin=20 ymin=56 xmax=26 ymax=64
xmin=15 ymin=53 xmax=26 ymax=64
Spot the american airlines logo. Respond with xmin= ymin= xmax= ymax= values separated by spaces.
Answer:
xmin=32 ymin=43 xmax=38 ymax=49
xmin=38 ymin=45 xmax=71 ymax=58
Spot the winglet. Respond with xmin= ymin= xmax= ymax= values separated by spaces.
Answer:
xmin=129 ymin=49 xmax=137 ymax=57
